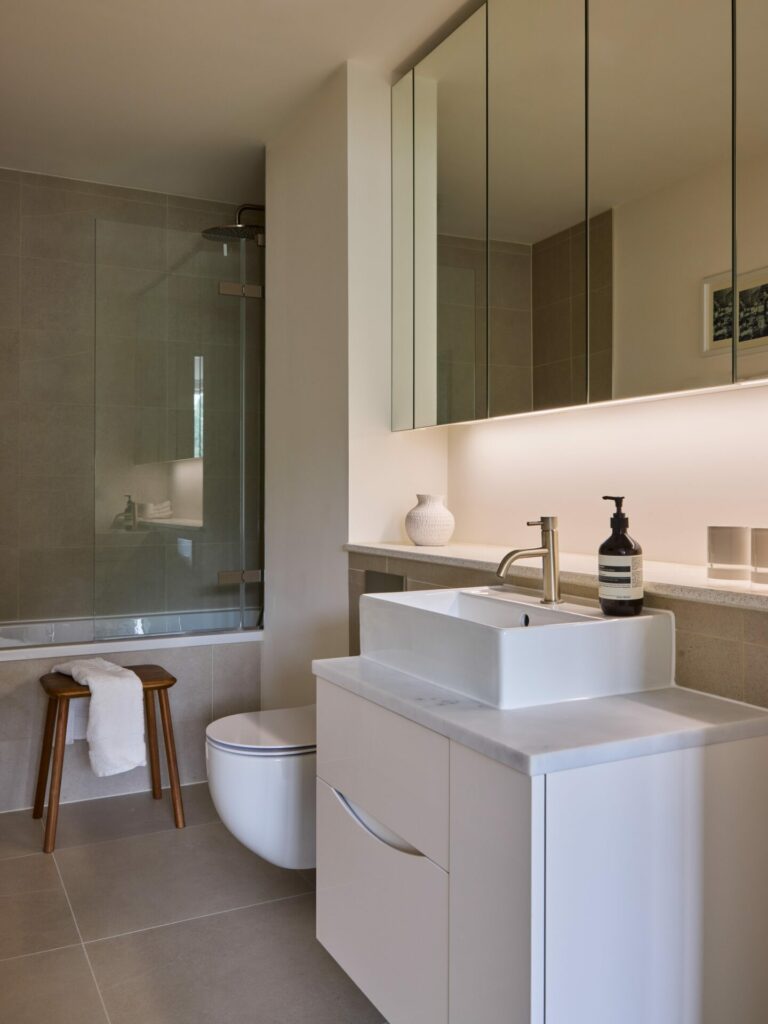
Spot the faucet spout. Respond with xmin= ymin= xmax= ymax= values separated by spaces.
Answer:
xmin=495 ymin=516 xmax=563 ymax=605
xmin=495 ymin=547 xmax=547 ymax=581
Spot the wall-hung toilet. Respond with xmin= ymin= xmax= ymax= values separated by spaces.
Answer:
xmin=205 ymin=705 xmax=316 ymax=870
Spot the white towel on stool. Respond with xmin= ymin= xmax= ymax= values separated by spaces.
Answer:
xmin=53 ymin=659 xmax=147 ymax=777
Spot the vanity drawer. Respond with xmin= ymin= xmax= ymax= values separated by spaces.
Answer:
xmin=316 ymin=778 xmax=448 ymax=1024
xmin=316 ymin=677 xmax=449 ymax=868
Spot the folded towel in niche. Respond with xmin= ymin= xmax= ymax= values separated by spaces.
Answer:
xmin=52 ymin=658 xmax=147 ymax=777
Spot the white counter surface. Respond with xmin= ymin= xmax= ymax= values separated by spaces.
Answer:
xmin=347 ymin=542 xmax=768 ymax=611
xmin=313 ymin=654 xmax=768 ymax=776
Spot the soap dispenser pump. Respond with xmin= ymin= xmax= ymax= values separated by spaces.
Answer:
xmin=598 ymin=496 xmax=644 ymax=616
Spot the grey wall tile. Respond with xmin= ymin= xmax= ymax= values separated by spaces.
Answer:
xmin=19 ymin=349 xmax=93 ymax=407
xmin=742 ymin=609 xmax=768 ymax=646
xmin=489 ymin=364 xmax=533 ymax=417
xmin=212 ymin=641 xmax=261 ymax=718
xmin=348 ymin=552 xmax=388 ymax=574
xmin=490 ymin=250 xmax=532 ymax=310
xmin=0 ymin=180 xmax=20 ymax=256
xmin=94 ymin=544 xmax=166 ymax=616
xmin=744 ymin=643 xmax=768 ymax=708
xmin=672 ymin=630 xmax=743 ymax=700
xmin=490 ymin=307 xmax=531 ymax=366
xmin=0 ymin=401 xmax=19 ymax=463
xmin=18 ymin=476 xmax=95 ymax=549
xmin=532 ymin=239 xmax=570 ymax=308
xmin=532 ymin=298 xmax=571 ymax=366
xmin=20 ymin=173 xmax=166 ymax=206
xmin=18 ymin=546 xmax=94 ymax=619
xmin=348 ymin=569 xmax=365 ymax=656
xmin=22 ymin=209 xmax=96 ymax=264
xmin=20 ymin=257 xmax=93 ymax=333
xmin=96 ymin=265 xmax=167 ymax=340
xmin=96 ymin=220 xmax=166 ymax=270
xmin=20 ymin=327 xmax=92 ymax=361
xmin=589 ymin=210 xmax=613 ymax=290
xmin=645 ymin=595 xmax=743 ymax=641
xmin=0 ymin=255 xmax=19 ymax=328
xmin=533 ymin=359 xmax=572 ymax=411
xmin=19 ymin=404 xmax=94 ymax=479
xmin=0 ymin=464 xmax=19 ymax=549
xmin=0 ymin=329 xmax=19 ymax=403
xmin=0 ymin=545 xmax=19 ymax=620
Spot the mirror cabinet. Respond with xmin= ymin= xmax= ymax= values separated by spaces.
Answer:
xmin=393 ymin=0 xmax=762 ymax=429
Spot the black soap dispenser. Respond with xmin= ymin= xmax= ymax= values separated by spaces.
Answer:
xmin=598 ymin=496 xmax=644 ymax=616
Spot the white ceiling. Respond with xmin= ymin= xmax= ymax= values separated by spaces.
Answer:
xmin=0 ymin=0 xmax=472 ymax=203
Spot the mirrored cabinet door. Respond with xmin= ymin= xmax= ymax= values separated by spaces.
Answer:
xmin=392 ymin=70 xmax=415 ymax=431
xmin=488 ymin=0 xmax=586 ymax=415
xmin=735 ymin=0 xmax=768 ymax=383
xmin=413 ymin=5 xmax=487 ymax=427
xmin=588 ymin=0 xmax=733 ymax=402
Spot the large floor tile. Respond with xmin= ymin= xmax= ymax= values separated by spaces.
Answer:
xmin=54 ymin=782 xmax=218 ymax=850
xmin=88 ymin=895 xmax=384 ymax=1024
xmin=0 ymin=945 xmax=108 ymax=1024
xmin=0 ymin=854 xmax=79 ymax=959
xmin=0 ymin=808 xmax=43 ymax=860
xmin=56 ymin=821 xmax=310 ymax=941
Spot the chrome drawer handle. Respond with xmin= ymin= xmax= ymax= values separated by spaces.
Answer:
xmin=332 ymin=788 xmax=423 ymax=857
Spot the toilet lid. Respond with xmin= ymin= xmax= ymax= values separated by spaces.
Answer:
xmin=206 ymin=705 xmax=316 ymax=753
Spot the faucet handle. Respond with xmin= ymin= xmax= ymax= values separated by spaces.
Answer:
xmin=527 ymin=516 xmax=558 ymax=530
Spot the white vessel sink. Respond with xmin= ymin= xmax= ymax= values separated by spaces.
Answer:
xmin=359 ymin=587 xmax=675 ymax=709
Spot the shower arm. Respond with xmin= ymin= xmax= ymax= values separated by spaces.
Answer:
xmin=236 ymin=203 xmax=265 ymax=225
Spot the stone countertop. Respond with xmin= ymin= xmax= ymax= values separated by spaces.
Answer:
xmin=347 ymin=541 xmax=768 ymax=611
xmin=313 ymin=654 xmax=768 ymax=776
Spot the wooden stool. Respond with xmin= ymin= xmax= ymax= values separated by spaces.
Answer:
xmin=33 ymin=664 xmax=185 ymax=853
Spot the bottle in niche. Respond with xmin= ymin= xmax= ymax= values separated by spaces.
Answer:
xmin=598 ymin=496 xmax=644 ymax=616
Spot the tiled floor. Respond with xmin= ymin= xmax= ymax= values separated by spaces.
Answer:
xmin=0 ymin=784 xmax=385 ymax=1023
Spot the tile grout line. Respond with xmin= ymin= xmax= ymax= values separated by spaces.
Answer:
xmin=0 ymin=941 xmax=83 ymax=966
xmin=52 ymin=854 xmax=114 ymax=1024
xmin=82 ymin=888 xmax=315 ymax=948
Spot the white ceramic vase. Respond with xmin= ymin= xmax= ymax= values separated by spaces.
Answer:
xmin=404 ymin=494 xmax=455 ymax=546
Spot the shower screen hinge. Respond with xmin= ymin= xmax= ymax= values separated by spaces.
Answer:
xmin=218 ymin=282 xmax=263 ymax=299
xmin=217 ymin=569 xmax=263 ymax=586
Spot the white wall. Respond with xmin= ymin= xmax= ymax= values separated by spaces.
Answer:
xmin=613 ymin=148 xmax=768 ymax=398
xmin=262 ymin=67 xmax=351 ymax=708
xmin=347 ymin=62 xmax=448 ymax=544
xmin=447 ymin=382 xmax=768 ymax=566
xmin=263 ymin=61 xmax=447 ymax=707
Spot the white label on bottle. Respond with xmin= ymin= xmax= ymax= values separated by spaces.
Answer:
xmin=598 ymin=554 xmax=644 ymax=601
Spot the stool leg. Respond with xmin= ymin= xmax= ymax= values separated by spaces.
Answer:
xmin=145 ymin=690 xmax=162 ymax=799
xmin=43 ymin=697 xmax=70 ymax=854
xmin=33 ymin=697 xmax=58 ymax=819
xmin=158 ymin=689 xmax=185 ymax=828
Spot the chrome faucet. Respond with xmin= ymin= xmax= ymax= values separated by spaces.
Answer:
xmin=496 ymin=516 xmax=563 ymax=605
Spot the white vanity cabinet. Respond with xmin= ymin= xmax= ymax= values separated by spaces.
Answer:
xmin=315 ymin=675 xmax=768 ymax=1024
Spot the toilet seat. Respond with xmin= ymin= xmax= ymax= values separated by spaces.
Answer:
xmin=205 ymin=705 xmax=316 ymax=756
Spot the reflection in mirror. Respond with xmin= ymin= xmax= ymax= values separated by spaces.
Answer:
xmin=488 ymin=0 xmax=587 ymax=415
xmin=413 ymin=6 xmax=487 ymax=426
xmin=736 ymin=0 xmax=768 ymax=384
xmin=392 ymin=71 xmax=415 ymax=430
xmin=589 ymin=0 xmax=733 ymax=401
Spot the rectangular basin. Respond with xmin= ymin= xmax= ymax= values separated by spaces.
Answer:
xmin=359 ymin=587 xmax=675 ymax=709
